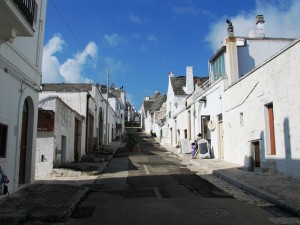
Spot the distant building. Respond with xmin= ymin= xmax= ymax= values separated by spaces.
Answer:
xmin=166 ymin=67 xmax=206 ymax=146
xmin=140 ymin=91 xmax=166 ymax=134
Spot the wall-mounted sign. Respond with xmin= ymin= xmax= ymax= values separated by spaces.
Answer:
xmin=37 ymin=110 xmax=55 ymax=131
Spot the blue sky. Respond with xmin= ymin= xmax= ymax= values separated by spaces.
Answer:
xmin=42 ymin=0 xmax=300 ymax=109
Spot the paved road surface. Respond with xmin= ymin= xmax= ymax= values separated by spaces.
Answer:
xmin=66 ymin=130 xmax=280 ymax=225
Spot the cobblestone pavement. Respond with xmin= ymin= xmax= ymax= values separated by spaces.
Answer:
xmin=162 ymin=143 xmax=300 ymax=224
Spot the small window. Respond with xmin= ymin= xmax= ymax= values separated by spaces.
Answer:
xmin=240 ymin=112 xmax=244 ymax=125
xmin=0 ymin=123 xmax=8 ymax=158
xmin=184 ymin=129 xmax=187 ymax=139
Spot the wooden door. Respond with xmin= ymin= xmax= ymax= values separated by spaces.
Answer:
xmin=254 ymin=142 xmax=260 ymax=167
xmin=267 ymin=104 xmax=276 ymax=155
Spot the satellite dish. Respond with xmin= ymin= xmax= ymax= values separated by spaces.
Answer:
xmin=207 ymin=120 xmax=216 ymax=131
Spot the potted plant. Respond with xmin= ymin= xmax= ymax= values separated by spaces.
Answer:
xmin=127 ymin=134 xmax=138 ymax=152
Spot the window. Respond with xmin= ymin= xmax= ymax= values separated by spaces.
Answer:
xmin=240 ymin=112 xmax=244 ymax=125
xmin=211 ymin=51 xmax=226 ymax=80
xmin=0 ymin=123 xmax=8 ymax=158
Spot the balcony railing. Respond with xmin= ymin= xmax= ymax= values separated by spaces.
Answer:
xmin=12 ymin=0 xmax=35 ymax=26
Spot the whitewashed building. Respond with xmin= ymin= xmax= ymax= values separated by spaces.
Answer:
xmin=36 ymin=96 xmax=84 ymax=177
xmin=159 ymin=15 xmax=300 ymax=179
xmin=0 ymin=0 xmax=47 ymax=193
xmin=106 ymin=84 xmax=127 ymax=138
xmin=140 ymin=91 xmax=166 ymax=134
xmin=223 ymin=39 xmax=300 ymax=176
xmin=166 ymin=67 xmax=206 ymax=147
xmin=36 ymin=83 xmax=128 ymax=177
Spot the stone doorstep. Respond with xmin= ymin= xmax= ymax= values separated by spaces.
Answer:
xmin=51 ymin=169 xmax=82 ymax=177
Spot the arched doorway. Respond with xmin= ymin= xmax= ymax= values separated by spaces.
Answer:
xmin=18 ymin=97 xmax=34 ymax=185
xmin=19 ymin=99 xmax=28 ymax=185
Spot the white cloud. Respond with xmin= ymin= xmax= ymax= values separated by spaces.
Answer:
xmin=104 ymin=57 xmax=128 ymax=78
xmin=174 ymin=5 xmax=197 ymax=15
xmin=147 ymin=34 xmax=159 ymax=43
xmin=205 ymin=0 xmax=300 ymax=51
xmin=140 ymin=42 xmax=148 ymax=52
xmin=104 ymin=33 xmax=126 ymax=47
xmin=42 ymin=34 xmax=98 ymax=83
xmin=42 ymin=34 xmax=65 ymax=83
xmin=129 ymin=13 xmax=143 ymax=24
xmin=60 ymin=42 xmax=98 ymax=83
xmin=173 ymin=0 xmax=198 ymax=16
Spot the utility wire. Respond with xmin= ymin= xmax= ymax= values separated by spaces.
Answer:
xmin=49 ymin=0 xmax=99 ymax=68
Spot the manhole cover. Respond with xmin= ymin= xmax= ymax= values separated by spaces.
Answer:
xmin=198 ymin=208 xmax=229 ymax=218
xmin=71 ymin=205 xmax=96 ymax=218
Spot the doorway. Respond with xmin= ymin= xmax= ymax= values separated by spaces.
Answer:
xmin=61 ymin=135 xmax=66 ymax=163
xmin=19 ymin=99 xmax=28 ymax=185
xmin=201 ymin=115 xmax=211 ymax=141
xmin=253 ymin=141 xmax=260 ymax=167
xmin=74 ymin=119 xmax=80 ymax=162
xmin=217 ymin=114 xmax=224 ymax=159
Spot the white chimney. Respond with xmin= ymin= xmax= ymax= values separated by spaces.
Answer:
xmin=248 ymin=15 xmax=265 ymax=38
xmin=186 ymin=66 xmax=194 ymax=94
xmin=225 ymin=36 xmax=239 ymax=85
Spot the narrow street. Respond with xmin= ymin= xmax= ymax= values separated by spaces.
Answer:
xmin=66 ymin=129 xmax=278 ymax=225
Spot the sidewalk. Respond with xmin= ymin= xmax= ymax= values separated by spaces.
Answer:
xmin=0 ymin=140 xmax=122 ymax=225
xmin=162 ymin=143 xmax=300 ymax=217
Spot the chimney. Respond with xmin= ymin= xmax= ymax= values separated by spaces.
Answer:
xmin=248 ymin=15 xmax=265 ymax=38
xmin=225 ymin=20 xmax=239 ymax=85
xmin=169 ymin=71 xmax=174 ymax=77
xmin=186 ymin=66 xmax=194 ymax=94
xmin=111 ymin=83 xmax=115 ymax=89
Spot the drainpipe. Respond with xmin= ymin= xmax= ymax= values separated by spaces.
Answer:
xmin=85 ymin=93 xmax=90 ymax=154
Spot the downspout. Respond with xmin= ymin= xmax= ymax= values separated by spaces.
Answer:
xmin=85 ymin=93 xmax=90 ymax=154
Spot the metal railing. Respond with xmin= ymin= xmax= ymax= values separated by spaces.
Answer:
xmin=12 ymin=0 xmax=35 ymax=26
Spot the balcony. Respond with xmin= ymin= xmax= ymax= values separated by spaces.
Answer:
xmin=0 ymin=0 xmax=36 ymax=43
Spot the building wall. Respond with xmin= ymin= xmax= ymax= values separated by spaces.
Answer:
xmin=39 ymin=92 xmax=88 ymax=156
xmin=193 ymin=79 xmax=224 ymax=158
xmin=0 ymin=0 xmax=47 ymax=193
xmin=223 ymin=40 xmax=300 ymax=177
xmin=36 ymin=132 xmax=54 ymax=178
xmin=36 ymin=97 xmax=82 ymax=177
xmin=237 ymin=39 xmax=294 ymax=77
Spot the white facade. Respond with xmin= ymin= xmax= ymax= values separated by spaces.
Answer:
xmin=39 ymin=84 xmax=109 ymax=154
xmin=188 ymin=78 xmax=225 ymax=158
xmin=0 ymin=0 xmax=47 ymax=193
xmin=223 ymin=39 xmax=300 ymax=177
xmin=36 ymin=97 xmax=84 ymax=177
xmin=237 ymin=38 xmax=295 ymax=77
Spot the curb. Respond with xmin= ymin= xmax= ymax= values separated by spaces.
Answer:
xmin=212 ymin=170 xmax=300 ymax=217
xmin=163 ymin=143 xmax=300 ymax=218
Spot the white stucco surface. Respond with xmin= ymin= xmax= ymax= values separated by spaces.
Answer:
xmin=223 ymin=40 xmax=300 ymax=177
